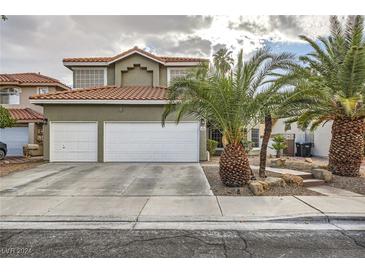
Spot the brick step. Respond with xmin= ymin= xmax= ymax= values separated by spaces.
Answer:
xmin=302 ymin=179 xmax=326 ymax=187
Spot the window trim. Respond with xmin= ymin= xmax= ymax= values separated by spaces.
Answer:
xmin=0 ymin=87 xmax=21 ymax=105
xmin=167 ymin=67 xmax=189 ymax=86
xmin=37 ymin=87 xmax=49 ymax=95
xmin=72 ymin=67 xmax=107 ymax=88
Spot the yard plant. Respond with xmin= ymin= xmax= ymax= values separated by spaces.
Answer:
xmin=282 ymin=15 xmax=365 ymax=177
xmin=270 ymin=134 xmax=288 ymax=158
xmin=163 ymin=48 xmax=295 ymax=186
xmin=0 ymin=106 xmax=15 ymax=128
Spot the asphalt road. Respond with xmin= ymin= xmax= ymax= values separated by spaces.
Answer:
xmin=1 ymin=229 xmax=365 ymax=258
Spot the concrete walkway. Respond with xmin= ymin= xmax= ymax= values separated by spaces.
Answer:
xmin=1 ymin=195 xmax=364 ymax=222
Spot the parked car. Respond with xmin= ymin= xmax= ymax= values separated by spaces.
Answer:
xmin=0 ymin=142 xmax=7 ymax=160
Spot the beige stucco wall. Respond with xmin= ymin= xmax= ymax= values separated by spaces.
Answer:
xmin=43 ymin=104 xmax=207 ymax=162
xmin=159 ymin=65 xmax=167 ymax=87
xmin=0 ymin=86 xmax=59 ymax=113
xmin=122 ymin=65 xmax=153 ymax=86
xmin=107 ymin=64 xmax=115 ymax=85
xmin=114 ymin=54 xmax=160 ymax=87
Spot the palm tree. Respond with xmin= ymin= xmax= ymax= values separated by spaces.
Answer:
xmin=257 ymin=89 xmax=294 ymax=177
xmin=281 ymin=15 xmax=365 ymax=177
xmin=162 ymin=48 xmax=295 ymax=186
xmin=213 ymin=48 xmax=234 ymax=74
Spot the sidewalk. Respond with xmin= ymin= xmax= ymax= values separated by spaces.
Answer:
xmin=1 ymin=195 xmax=364 ymax=222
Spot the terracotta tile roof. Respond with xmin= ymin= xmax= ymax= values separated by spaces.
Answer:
xmin=8 ymin=108 xmax=45 ymax=122
xmin=159 ymin=56 xmax=208 ymax=62
xmin=63 ymin=46 xmax=209 ymax=64
xmin=30 ymin=86 xmax=168 ymax=101
xmin=0 ymin=73 xmax=69 ymax=90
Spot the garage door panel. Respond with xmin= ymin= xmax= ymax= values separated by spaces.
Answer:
xmin=50 ymin=122 xmax=97 ymax=162
xmin=104 ymin=122 xmax=199 ymax=162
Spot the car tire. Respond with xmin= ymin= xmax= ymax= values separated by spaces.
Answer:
xmin=0 ymin=149 xmax=5 ymax=160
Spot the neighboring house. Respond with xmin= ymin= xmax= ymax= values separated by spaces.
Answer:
xmin=269 ymin=118 xmax=332 ymax=157
xmin=0 ymin=73 xmax=69 ymax=156
xmin=30 ymin=47 xmax=210 ymax=162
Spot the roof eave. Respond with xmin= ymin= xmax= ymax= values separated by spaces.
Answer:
xmin=29 ymin=99 xmax=171 ymax=105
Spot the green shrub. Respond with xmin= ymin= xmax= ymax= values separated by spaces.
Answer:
xmin=270 ymin=134 xmax=287 ymax=158
xmin=0 ymin=106 xmax=16 ymax=128
xmin=207 ymin=139 xmax=218 ymax=156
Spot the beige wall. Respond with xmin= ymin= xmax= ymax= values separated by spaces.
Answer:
xmin=43 ymin=104 xmax=207 ymax=162
xmin=1 ymin=85 xmax=59 ymax=113
xmin=122 ymin=65 xmax=153 ymax=86
xmin=114 ymin=54 xmax=160 ymax=87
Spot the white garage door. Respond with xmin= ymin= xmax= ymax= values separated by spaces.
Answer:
xmin=104 ymin=122 xmax=199 ymax=162
xmin=0 ymin=127 xmax=29 ymax=156
xmin=50 ymin=122 xmax=97 ymax=162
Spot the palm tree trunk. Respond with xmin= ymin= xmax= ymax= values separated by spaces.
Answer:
xmin=328 ymin=118 xmax=365 ymax=177
xmin=219 ymin=143 xmax=251 ymax=186
xmin=259 ymin=115 xmax=272 ymax=178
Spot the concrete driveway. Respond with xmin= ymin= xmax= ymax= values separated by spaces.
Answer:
xmin=0 ymin=163 xmax=212 ymax=197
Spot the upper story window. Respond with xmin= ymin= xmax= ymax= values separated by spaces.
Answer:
xmin=38 ymin=87 xmax=49 ymax=95
xmin=73 ymin=68 xmax=106 ymax=89
xmin=167 ymin=68 xmax=189 ymax=85
xmin=0 ymin=87 xmax=21 ymax=105
xmin=251 ymin=128 xmax=260 ymax=148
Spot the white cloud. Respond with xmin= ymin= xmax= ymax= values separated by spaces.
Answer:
xmin=0 ymin=15 xmax=331 ymax=86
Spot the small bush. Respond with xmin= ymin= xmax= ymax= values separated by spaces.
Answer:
xmin=0 ymin=106 xmax=16 ymax=128
xmin=207 ymin=139 xmax=218 ymax=156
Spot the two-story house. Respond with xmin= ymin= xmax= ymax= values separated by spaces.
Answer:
xmin=0 ymin=73 xmax=69 ymax=156
xmin=30 ymin=47 xmax=210 ymax=162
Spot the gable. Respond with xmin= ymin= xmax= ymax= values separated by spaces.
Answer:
xmin=114 ymin=53 xmax=160 ymax=87
xmin=122 ymin=65 xmax=153 ymax=87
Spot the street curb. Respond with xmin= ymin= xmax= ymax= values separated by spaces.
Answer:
xmin=1 ymin=214 xmax=364 ymax=223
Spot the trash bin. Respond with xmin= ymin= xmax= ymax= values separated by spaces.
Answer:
xmin=295 ymin=143 xmax=302 ymax=156
xmin=302 ymin=143 xmax=312 ymax=157
xmin=295 ymin=143 xmax=312 ymax=157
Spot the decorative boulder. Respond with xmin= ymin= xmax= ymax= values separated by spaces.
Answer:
xmin=304 ymin=158 xmax=313 ymax=163
xmin=312 ymin=168 xmax=333 ymax=183
xmin=270 ymin=158 xmax=286 ymax=167
xmin=281 ymin=174 xmax=304 ymax=186
xmin=249 ymin=181 xmax=266 ymax=196
xmin=23 ymin=144 xmax=43 ymax=157
xmin=265 ymin=176 xmax=286 ymax=187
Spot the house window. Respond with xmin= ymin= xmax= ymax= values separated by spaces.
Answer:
xmin=251 ymin=128 xmax=260 ymax=148
xmin=208 ymin=127 xmax=224 ymax=148
xmin=38 ymin=87 xmax=49 ymax=95
xmin=74 ymin=68 xmax=106 ymax=89
xmin=168 ymin=68 xmax=189 ymax=85
xmin=0 ymin=87 xmax=21 ymax=104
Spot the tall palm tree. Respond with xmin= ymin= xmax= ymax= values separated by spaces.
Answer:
xmin=257 ymin=89 xmax=294 ymax=178
xmin=281 ymin=15 xmax=365 ymax=177
xmin=213 ymin=48 xmax=234 ymax=74
xmin=162 ymin=48 xmax=295 ymax=186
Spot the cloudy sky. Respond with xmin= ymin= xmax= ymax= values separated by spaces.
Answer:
xmin=0 ymin=15 xmax=332 ymax=86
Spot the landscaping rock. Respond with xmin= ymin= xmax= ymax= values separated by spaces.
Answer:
xmin=260 ymin=181 xmax=270 ymax=191
xmin=281 ymin=174 xmax=304 ymax=186
xmin=249 ymin=181 xmax=266 ymax=196
xmin=285 ymin=161 xmax=313 ymax=172
xmin=265 ymin=176 xmax=286 ymax=187
xmin=312 ymin=168 xmax=333 ymax=183
xmin=270 ymin=158 xmax=286 ymax=167
xmin=305 ymin=158 xmax=313 ymax=163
